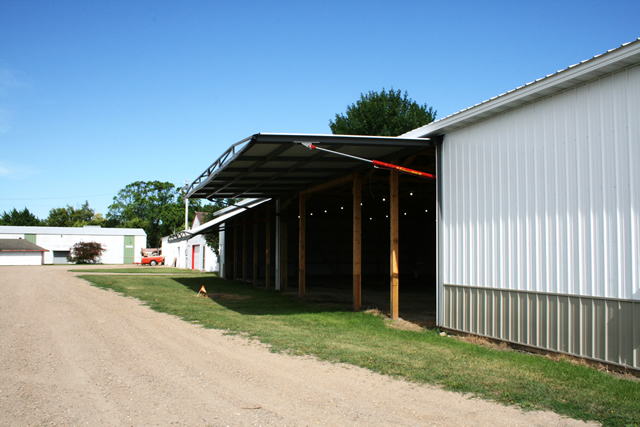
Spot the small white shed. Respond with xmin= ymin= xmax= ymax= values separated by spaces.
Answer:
xmin=0 ymin=239 xmax=48 ymax=266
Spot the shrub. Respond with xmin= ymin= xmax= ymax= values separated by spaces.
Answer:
xmin=68 ymin=241 xmax=106 ymax=264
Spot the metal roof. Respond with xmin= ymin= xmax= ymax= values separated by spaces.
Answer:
xmin=186 ymin=133 xmax=433 ymax=200
xmin=402 ymin=38 xmax=640 ymax=138
xmin=167 ymin=198 xmax=270 ymax=242
xmin=0 ymin=239 xmax=48 ymax=252
xmin=0 ymin=225 xmax=147 ymax=236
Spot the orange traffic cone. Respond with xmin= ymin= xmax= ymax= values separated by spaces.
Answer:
xmin=197 ymin=285 xmax=207 ymax=296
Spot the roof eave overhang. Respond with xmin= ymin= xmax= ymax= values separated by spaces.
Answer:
xmin=0 ymin=249 xmax=48 ymax=252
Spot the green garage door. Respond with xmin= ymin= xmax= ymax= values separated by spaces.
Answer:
xmin=123 ymin=235 xmax=135 ymax=264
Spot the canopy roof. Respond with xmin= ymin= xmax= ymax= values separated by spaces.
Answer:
xmin=186 ymin=133 xmax=433 ymax=200
xmin=167 ymin=198 xmax=270 ymax=242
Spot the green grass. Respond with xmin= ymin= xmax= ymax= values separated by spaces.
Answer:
xmin=70 ymin=267 xmax=215 ymax=275
xmin=80 ymin=273 xmax=640 ymax=426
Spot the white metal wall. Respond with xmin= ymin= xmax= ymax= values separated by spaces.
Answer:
xmin=441 ymin=63 xmax=640 ymax=300
xmin=186 ymin=235 xmax=219 ymax=272
xmin=35 ymin=234 xmax=125 ymax=264
xmin=161 ymin=238 xmax=187 ymax=268
xmin=0 ymin=252 xmax=43 ymax=266
xmin=134 ymin=235 xmax=146 ymax=264
xmin=439 ymin=64 xmax=640 ymax=368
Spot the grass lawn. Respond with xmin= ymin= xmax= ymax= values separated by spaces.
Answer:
xmin=70 ymin=267 xmax=215 ymax=275
xmin=80 ymin=273 xmax=640 ymax=426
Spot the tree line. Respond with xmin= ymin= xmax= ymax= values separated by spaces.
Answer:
xmin=0 ymin=202 xmax=105 ymax=228
xmin=0 ymin=180 xmax=229 ymax=247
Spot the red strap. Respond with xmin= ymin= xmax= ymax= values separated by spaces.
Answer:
xmin=372 ymin=160 xmax=436 ymax=180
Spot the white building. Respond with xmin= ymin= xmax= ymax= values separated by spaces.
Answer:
xmin=161 ymin=213 xmax=219 ymax=271
xmin=0 ymin=225 xmax=147 ymax=264
xmin=161 ymin=236 xmax=187 ymax=268
xmin=402 ymin=38 xmax=640 ymax=369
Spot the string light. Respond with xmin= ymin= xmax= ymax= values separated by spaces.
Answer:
xmin=382 ymin=198 xmax=386 ymax=201
xmin=324 ymin=210 xmax=327 ymax=213
xmin=410 ymin=192 xmax=413 ymax=196
xmin=341 ymin=206 xmax=344 ymax=210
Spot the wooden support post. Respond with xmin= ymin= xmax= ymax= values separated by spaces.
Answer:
xmin=265 ymin=205 xmax=271 ymax=289
xmin=390 ymin=170 xmax=400 ymax=319
xmin=233 ymin=218 xmax=238 ymax=281
xmin=253 ymin=210 xmax=258 ymax=286
xmin=242 ymin=221 xmax=247 ymax=282
xmin=281 ymin=218 xmax=288 ymax=291
xmin=353 ymin=173 xmax=362 ymax=312
xmin=298 ymin=194 xmax=306 ymax=298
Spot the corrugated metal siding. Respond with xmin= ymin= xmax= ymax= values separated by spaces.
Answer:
xmin=441 ymin=63 xmax=640 ymax=300
xmin=443 ymin=285 xmax=640 ymax=368
xmin=440 ymin=64 xmax=640 ymax=368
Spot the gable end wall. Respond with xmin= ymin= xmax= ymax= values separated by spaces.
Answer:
xmin=439 ymin=64 xmax=640 ymax=369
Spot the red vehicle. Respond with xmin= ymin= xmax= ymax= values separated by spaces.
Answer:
xmin=140 ymin=248 xmax=164 ymax=266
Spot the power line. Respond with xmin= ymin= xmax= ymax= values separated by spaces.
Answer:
xmin=0 ymin=193 xmax=116 ymax=201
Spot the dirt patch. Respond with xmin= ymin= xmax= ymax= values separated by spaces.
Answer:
xmin=454 ymin=333 xmax=510 ymax=351
xmin=364 ymin=309 xmax=425 ymax=332
xmin=0 ymin=266 xmax=596 ymax=426
xmin=386 ymin=317 xmax=423 ymax=332
xmin=364 ymin=308 xmax=384 ymax=317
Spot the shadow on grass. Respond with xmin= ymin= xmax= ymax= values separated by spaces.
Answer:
xmin=172 ymin=276 xmax=348 ymax=317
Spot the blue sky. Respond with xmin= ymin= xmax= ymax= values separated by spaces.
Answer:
xmin=1 ymin=0 xmax=638 ymax=219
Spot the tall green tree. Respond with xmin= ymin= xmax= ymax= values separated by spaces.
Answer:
xmin=107 ymin=181 xmax=201 ymax=246
xmin=45 ymin=201 xmax=104 ymax=227
xmin=0 ymin=207 xmax=41 ymax=226
xmin=329 ymin=88 xmax=436 ymax=136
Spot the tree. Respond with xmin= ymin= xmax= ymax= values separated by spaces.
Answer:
xmin=107 ymin=181 xmax=202 ymax=247
xmin=0 ymin=207 xmax=41 ymax=226
xmin=159 ymin=199 xmax=203 ymax=236
xmin=201 ymin=199 xmax=238 ymax=256
xmin=45 ymin=201 xmax=103 ymax=227
xmin=68 ymin=241 xmax=105 ymax=264
xmin=329 ymin=88 xmax=436 ymax=136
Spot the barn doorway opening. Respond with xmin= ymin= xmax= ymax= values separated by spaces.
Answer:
xmin=222 ymin=149 xmax=438 ymax=326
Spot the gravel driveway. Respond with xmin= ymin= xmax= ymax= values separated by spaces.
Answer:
xmin=0 ymin=266 xmax=592 ymax=426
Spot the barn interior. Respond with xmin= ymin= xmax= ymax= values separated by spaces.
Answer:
xmin=182 ymin=133 xmax=438 ymax=324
